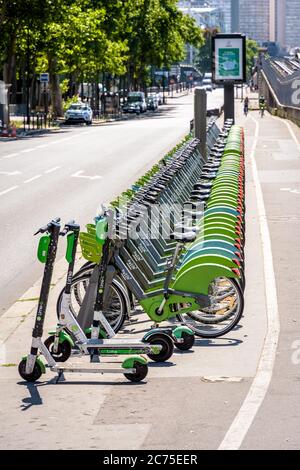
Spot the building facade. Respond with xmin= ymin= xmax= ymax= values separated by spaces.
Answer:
xmin=209 ymin=0 xmax=232 ymax=33
xmin=238 ymin=0 xmax=271 ymax=43
xmin=280 ymin=0 xmax=300 ymax=49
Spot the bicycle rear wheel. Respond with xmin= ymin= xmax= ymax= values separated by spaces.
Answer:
xmin=177 ymin=278 xmax=244 ymax=338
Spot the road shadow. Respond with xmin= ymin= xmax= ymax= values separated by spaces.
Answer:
xmin=17 ymin=128 xmax=69 ymax=141
xmin=18 ymin=381 xmax=44 ymax=411
xmin=194 ymin=337 xmax=243 ymax=347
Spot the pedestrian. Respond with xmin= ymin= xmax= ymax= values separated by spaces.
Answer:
xmin=244 ymin=97 xmax=249 ymax=116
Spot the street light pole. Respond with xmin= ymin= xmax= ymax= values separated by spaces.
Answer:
xmin=163 ymin=68 xmax=166 ymax=104
xmin=26 ymin=28 xmax=30 ymax=126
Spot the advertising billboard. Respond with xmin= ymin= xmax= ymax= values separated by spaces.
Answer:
xmin=212 ymin=34 xmax=246 ymax=84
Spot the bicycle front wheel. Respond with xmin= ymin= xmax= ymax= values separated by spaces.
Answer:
xmin=56 ymin=273 xmax=127 ymax=334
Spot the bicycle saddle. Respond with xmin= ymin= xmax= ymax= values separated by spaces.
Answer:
xmin=170 ymin=231 xmax=197 ymax=244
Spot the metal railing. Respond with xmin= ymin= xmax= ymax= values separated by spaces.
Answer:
xmin=261 ymin=56 xmax=300 ymax=109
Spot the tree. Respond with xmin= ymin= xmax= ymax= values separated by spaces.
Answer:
xmin=246 ymin=38 xmax=259 ymax=80
xmin=195 ymin=28 xmax=219 ymax=74
xmin=0 ymin=0 xmax=204 ymax=115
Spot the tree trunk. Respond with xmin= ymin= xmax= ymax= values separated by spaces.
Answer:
xmin=48 ymin=55 xmax=63 ymax=117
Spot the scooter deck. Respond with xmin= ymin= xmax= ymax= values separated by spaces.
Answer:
xmin=51 ymin=363 xmax=135 ymax=374
xmin=77 ymin=338 xmax=151 ymax=348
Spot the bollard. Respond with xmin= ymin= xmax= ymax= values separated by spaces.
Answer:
xmin=11 ymin=125 xmax=17 ymax=138
xmin=194 ymin=87 xmax=207 ymax=160
xmin=224 ymin=83 xmax=235 ymax=123
xmin=2 ymin=124 xmax=8 ymax=137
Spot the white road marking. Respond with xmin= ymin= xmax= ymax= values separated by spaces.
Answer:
xmin=280 ymin=187 xmax=300 ymax=194
xmin=21 ymin=148 xmax=36 ymax=153
xmin=24 ymin=174 xmax=41 ymax=184
xmin=71 ymin=170 xmax=102 ymax=180
xmin=219 ymin=115 xmax=280 ymax=450
xmin=1 ymin=153 xmax=19 ymax=160
xmin=35 ymin=144 xmax=48 ymax=149
xmin=0 ymin=171 xmax=21 ymax=176
xmin=0 ymin=185 xmax=19 ymax=197
xmin=44 ymin=166 xmax=61 ymax=174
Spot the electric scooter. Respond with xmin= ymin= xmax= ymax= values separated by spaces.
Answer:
xmin=18 ymin=219 xmax=158 ymax=384
xmin=44 ymin=220 xmax=163 ymax=368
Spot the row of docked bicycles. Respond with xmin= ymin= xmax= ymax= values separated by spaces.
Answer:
xmin=19 ymin=119 xmax=246 ymax=384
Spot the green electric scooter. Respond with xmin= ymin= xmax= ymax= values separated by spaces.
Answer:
xmin=18 ymin=219 xmax=160 ymax=384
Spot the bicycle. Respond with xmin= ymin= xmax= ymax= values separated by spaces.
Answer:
xmin=56 ymin=124 xmax=245 ymax=340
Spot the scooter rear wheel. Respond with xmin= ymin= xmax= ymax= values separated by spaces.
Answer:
xmin=18 ymin=358 xmax=43 ymax=383
xmin=146 ymin=334 xmax=174 ymax=362
xmin=174 ymin=332 xmax=195 ymax=351
xmin=124 ymin=362 xmax=148 ymax=383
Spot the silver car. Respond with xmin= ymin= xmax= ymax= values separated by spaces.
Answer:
xmin=65 ymin=103 xmax=93 ymax=125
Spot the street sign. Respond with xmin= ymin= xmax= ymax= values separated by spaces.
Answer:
xmin=212 ymin=34 xmax=246 ymax=84
xmin=40 ymin=73 xmax=49 ymax=83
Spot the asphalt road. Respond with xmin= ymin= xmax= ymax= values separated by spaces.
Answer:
xmin=0 ymin=90 xmax=224 ymax=316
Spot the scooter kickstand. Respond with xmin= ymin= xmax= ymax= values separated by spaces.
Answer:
xmin=56 ymin=371 xmax=64 ymax=384
xmin=90 ymin=349 xmax=100 ymax=363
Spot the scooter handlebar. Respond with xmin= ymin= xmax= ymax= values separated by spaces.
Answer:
xmin=34 ymin=218 xmax=60 ymax=235
xmin=60 ymin=220 xmax=80 ymax=236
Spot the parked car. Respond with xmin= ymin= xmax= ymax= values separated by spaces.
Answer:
xmin=148 ymin=92 xmax=162 ymax=105
xmin=65 ymin=103 xmax=93 ymax=125
xmin=146 ymin=96 xmax=158 ymax=111
xmin=122 ymin=101 xmax=141 ymax=114
xmin=201 ymin=79 xmax=213 ymax=92
xmin=123 ymin=92 xmax=147 ymax=114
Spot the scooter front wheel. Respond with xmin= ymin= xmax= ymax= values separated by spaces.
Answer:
xmin=18 ymin=359 xmax=43 ymax=383
xmin=124 ymin=362 xmax=148 ymax=383
xmin=44 ymin=336 xmax=72 ymax=362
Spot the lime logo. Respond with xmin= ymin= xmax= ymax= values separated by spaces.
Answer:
xmin=71 ymin=325 xmax=79 ymax=332
xmin=0 ymin=341 xmax=6 ymax=365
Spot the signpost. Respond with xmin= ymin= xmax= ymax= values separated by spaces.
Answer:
xmin=40 ymin=73 xmax=49 ymax=83
xmin=212 ymin=34 xmax=246 ymax=122
xmin=40 ymin=73 xmax=49 ymax=115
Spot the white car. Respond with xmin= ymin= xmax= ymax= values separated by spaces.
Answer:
xmin=201 ymin=84 xmax=212 ymax=92
xmin=65 ymin=103 xmax=93 ymax=125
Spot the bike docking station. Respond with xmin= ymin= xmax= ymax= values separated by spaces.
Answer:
xmin=19 ymin=75 xmax=247 ymax=386
xmin=212 ymin=33 xmax=247 ymax=123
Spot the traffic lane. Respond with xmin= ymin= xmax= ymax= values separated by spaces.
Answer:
xmin=0 ymin=89 xmax=223 ymax=158
xmin=0 ymin=126 xmax=91 ymax=158
xmin=240 ymin=113 xmax=300 ymax=449
xmin=0 ymin=95 xmax=195 ymax=314
xmin=0 ymin=90 xmax=223 ymax=188
xmin=0 ymin=105 xmax=194 ymax=194
xmin=0 ymin=96 xmax=191 ymax=158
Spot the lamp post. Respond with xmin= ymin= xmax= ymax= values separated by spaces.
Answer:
xmin=26 ymin=27 xmax=30 ymax=126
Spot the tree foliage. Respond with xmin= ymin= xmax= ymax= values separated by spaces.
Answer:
xmin=246 ymin=38 xmax=259 ymax=80
xmin=0 ymin=0 xmax=204 ymax=115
